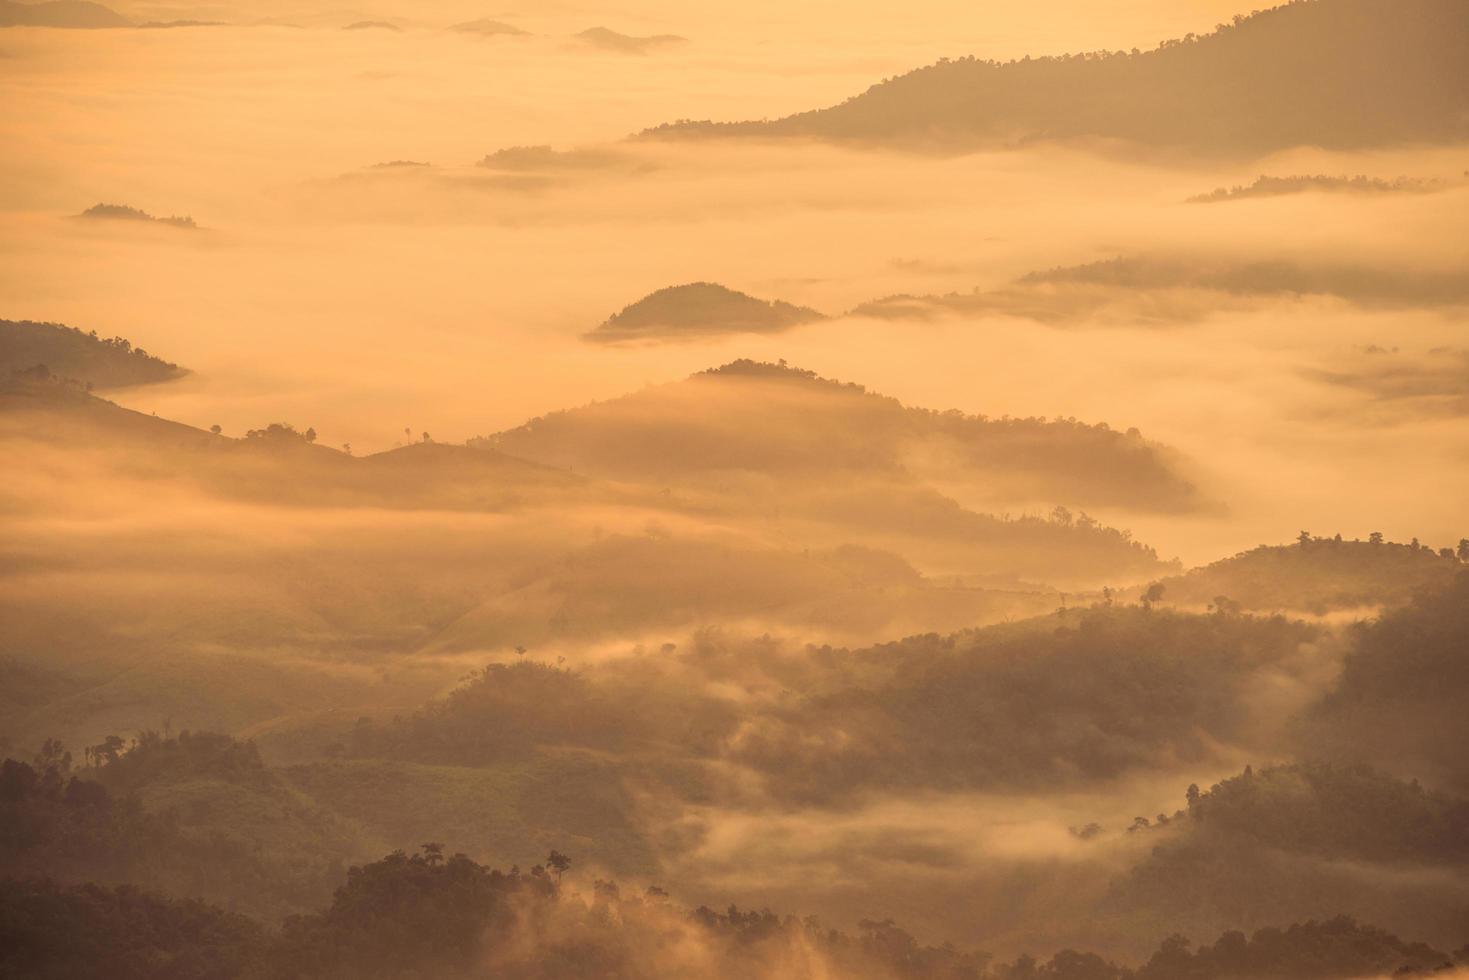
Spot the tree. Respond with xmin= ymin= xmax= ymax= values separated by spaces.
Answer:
xmin=89 ymin=735 xmax=125 ymax=768
xmin=1209 ymin=595 xmax=1241 ymax=617
xmin=33 ymin=739 xmax=71 ymax=775
xmin=1369 ymin=531 xmax=1384 ymax=545
xmin=1297 ymin=530 xmax=1311 ymax=547
xmin=546 ymin=850 xmax=570 ymax=881
xmin=304 ymin=427 xmax=317 ymax=443
xmin=1186 ymin=783 xmax=1201 ymax=809
xmin=421 ymin=842 xmax=444 ymax=866
xmin=209 ymin=424 xmax=222 ymax=435
xmin=1458 ymin=538 xmax=1469 ymax=561
xmin=1141 ymin=582 xmax=1166 ymax=610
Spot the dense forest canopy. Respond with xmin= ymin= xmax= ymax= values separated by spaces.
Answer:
xmin=2 ymin=844 xmax=1464 ymax=979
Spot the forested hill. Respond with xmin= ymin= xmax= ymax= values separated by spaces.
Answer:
xmin=1156 ymin=535 xmax=1466 ymax=613
xmin=586 ymin=282 xmax=825 ymax=343
xmin=476 ymin=358 xmax=1204 ymax=514
xmin=640 ymin=0 xmax=1469 ymax=153
xmin=1 ymin=319 xmax=184 ymax=389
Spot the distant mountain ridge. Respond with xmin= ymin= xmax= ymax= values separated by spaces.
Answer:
xmin=476 ymin=357 xmax=1204 ymax=518
xmin=0 ymin=0 xmax=129 ymax=28
xmin=575 ymin=26 xmax=685 ymax=54
xmin=78 ymin=203 xmax=197 ymax=229
xmin=587 ymin=282 xmax=825 ymax=343
xmin=640 ymin=0 xmax=1469 ymax=153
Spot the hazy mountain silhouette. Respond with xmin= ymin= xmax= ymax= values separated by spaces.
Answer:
xmin=1314 ymin=347 xmax=1469 ymax=417
xmin=586 ymin=283 xmax=825 ymax=343
xmin=1188 ymin=173 xmax=1448 ymax=203
xmin=77 ymin=203 xmax=197 ymax=230
xmin=478 ymin=145 xmax=629 ymax=173
xmin=137 ymin=19 xmax=225 ymax=29
xmin=855 ymin=255 xmax=1469 ymax=324
xmin=640 ymin=0 xmax=1469 ymax=153
xmin=447 ymin=18 xmax=527 ymax=37
xmin=1 ymin=320 xmax=184 ymax=389
xmin=1 ymin=376 xmax=590 ymax=512
xmin=343 ymin=21 xmax=400 ymax=32
xmin=0 ymin=0 xmax=129 ymax=28
xmin=575 ymin=26 xmax=686 ymax=54
xmin=1014 ymin=257 xmax=1469 ymax=308
xmin=476 ymin=358 xmax=1204 ymax=517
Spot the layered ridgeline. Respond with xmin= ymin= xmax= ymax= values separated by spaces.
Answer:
xmin=0 ymin=356 xmax=1165 ymax=727
xmin=1 ymin=319 xmax=183 ymax=388
xmin=8 ymin=576 xmax=1469 ymax=961
xmin=854 ymin=255 xmax=1469 ymax=325
xmin=1 ymin=339 xmax=1184 ymax=756
xmin=475 ymin=359 xmax=1203 ymax=514
xmin=0 ymin=0 xmax=130 ymax=28
xmin=640 ymin=0 xmax=1469 ymax=152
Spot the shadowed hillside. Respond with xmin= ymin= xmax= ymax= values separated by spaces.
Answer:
xmin=1106 ymin=763 xmax=1469 ymax=949
xmin=477 ymin=359 xmax=1203 ymax=516
xmin=1304 ymin=571 xmax=1469 ymax=791
xmin=641 ymin=0 xmax=1469 ymax=153
xmin=1 ymin=320 xmax=184 ymax=389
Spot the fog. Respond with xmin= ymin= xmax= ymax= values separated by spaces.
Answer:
xmin=3 ymin=2 xmax=1468 ymax=977
xmin=4 ymin=17 xmax=1466 ymax=563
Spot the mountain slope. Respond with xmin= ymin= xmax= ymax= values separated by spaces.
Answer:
xmin=476 ymin=359 xmax=1202 ymax=514
xmin=641 ymin=0 xmax=1469 ymax=153
xmin=1156 ymin=537 xmax=1465 ymax=614
xmin=1 ymin=319 xmax=184 ymax=388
